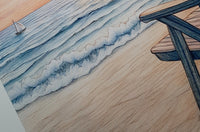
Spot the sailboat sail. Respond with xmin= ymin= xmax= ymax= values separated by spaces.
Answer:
xmin=13 ymin=21 xmax=26 ymax=35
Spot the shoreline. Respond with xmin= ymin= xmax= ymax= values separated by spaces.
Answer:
xmin=1 ymin=0 xmax=199 ymax=131
xmin=0 ymin=0 xmax=50 ymax=31
xmin=18 ymin=7 xmax=200 ymax=132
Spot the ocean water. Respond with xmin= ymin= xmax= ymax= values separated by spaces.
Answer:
xmin=0 ymin=0 xmax=170 ymax=110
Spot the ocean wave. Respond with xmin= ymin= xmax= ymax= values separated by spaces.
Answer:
xmin=0 ymin=0 xmax=170 ymax=110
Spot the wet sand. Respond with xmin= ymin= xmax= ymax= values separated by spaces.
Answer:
xmin=0 ymin=0 xmax=50 ymax=31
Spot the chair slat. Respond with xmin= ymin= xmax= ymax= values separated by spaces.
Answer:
xmin=140 ymin=0 xmax=200 ymax=23
xmin=151 ymin=8 xmax=200 ymax=61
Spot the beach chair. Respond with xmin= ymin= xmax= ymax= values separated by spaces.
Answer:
xmin=139 ymin=0 xmax=200 ymax=109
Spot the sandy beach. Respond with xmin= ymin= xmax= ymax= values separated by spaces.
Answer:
xmin=0 ymin=0 xmax=50 ymax=31
xmin=1 ymin=0 xmax=200 ymax=131
xmin=18 ymin=6 xmax=200 ymax=132
xmin=18 ymin=20 xmax=200 ymax=131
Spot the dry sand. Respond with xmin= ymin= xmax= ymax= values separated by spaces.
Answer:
xmin=1 ymin=0 xmax=200 ymax=131
xmin=0 ymin=0 xmax=50 ymax=31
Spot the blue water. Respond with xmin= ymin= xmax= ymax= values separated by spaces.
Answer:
xmin=0 ymin=0 xmax=170 ymax=110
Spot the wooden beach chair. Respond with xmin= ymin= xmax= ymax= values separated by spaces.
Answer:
xmin=140 ymin=0 xmax=200 ymax=109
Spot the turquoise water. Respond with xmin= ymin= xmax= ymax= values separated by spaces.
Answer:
xmin=0 ymin=0 xmax=169 ymax=110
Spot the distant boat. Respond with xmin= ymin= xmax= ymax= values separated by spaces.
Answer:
xmin=12 ymin=20 xmax=26 ymax=35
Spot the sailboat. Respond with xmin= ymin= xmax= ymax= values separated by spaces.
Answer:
xmin=12 ymin=20 xmax=26 ymax=35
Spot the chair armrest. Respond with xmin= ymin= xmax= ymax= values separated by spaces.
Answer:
xmin=140 ymin=0 xmax=200 ymax=23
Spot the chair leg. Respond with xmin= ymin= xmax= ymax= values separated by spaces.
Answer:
xmin=168 ymin=26 xmax=200 ymax=109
